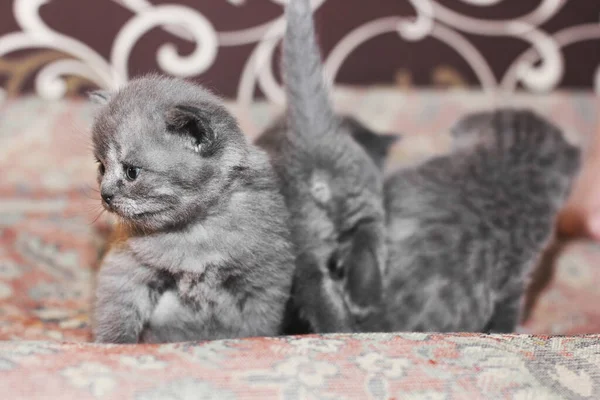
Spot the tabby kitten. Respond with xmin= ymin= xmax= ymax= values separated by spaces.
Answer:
xmin=91 ymin=75 xmax=295 ymax=343
xmin=382 ymin=109 xmax=580 ymax=332
xmin=256 ymin=0 xmax=396 ymax=333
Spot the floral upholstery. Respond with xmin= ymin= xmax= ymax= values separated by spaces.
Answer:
xmin=2 ymin=334 xmax=600 ymax=399
xmin=1 ymin=88 xmax=599 ymax=398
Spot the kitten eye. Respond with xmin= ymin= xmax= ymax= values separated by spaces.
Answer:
xmin=327 ymin=252 xmax=344 ymax=280
xmin=125 ymin=166 xmax=141 ymax=181
xmin=96 ymin=161 xmax=105 ymax=176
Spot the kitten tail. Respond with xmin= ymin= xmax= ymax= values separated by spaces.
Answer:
xmin=283 ymin=0 xmax=336 ymax=139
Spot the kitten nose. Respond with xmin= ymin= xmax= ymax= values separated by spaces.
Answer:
xmin=101 ymin=192 xmax=113 ymax=205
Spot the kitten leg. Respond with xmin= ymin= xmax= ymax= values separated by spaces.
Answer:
xmin=485 ymin=294 xmax=524 ymax=333
xmin=93 ymin=250 xmax=165 ymax=343
xmin=281 ymin=285 xmax=314 ymax=335
xmin=341 ymin=222 xmax=388 ymax=332
xmin=294 ymin=252 xmax=354 ymax=333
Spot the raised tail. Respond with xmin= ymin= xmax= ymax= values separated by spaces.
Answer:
xmin=283 ymin=0 xmax=336 ymax=138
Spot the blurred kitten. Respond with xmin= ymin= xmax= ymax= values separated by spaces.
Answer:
xmin=91 ymin=75 xmax=295 ymax=343
xmin=256 ymin=0 xmax=397 ymax=333
xmin=382 ymin=109 xmax=581 ymax=333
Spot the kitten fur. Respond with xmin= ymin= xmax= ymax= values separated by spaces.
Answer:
xmin=91 ymin=75 xmax=295 ymax=343
xmin=255 ymin=0 xmax=396 ymax=333
xmin=382 ymin=109 xmax=581 ymax=333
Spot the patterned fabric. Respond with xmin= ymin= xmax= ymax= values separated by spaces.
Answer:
xmin=1 ymin=89 xmax=600 ymax=398
xmin=1 ymin=334 xmax=600 ymax=399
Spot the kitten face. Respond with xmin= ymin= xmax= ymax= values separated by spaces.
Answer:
xmin=91 ymin=76 xmax=246 ymax=231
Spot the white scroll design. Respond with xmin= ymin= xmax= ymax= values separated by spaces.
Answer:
xmin=0 ymin=0 xmax=598 ymax=107
xmin=0 ymin=0 xmax=221 ymax=96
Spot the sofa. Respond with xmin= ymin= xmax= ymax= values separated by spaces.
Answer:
xmin=1 ymin=87 xmax=600 ymax=399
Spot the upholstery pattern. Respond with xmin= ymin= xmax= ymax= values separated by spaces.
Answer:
xmin=2 ymin=334 xmax=600 ymax=399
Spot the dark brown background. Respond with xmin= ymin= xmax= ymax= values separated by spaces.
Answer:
xmin=1 ymin=0 xmax=599 ymax=99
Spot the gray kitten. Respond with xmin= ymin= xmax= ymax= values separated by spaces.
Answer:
xmin=382 ymin=109 xmax=581 ymax=333
xmin=255 ymin=0 xmax=396 ymax=333
xmin=90 ymin=75 xmax=295 ymax=343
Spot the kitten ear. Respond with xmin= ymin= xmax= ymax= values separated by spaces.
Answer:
xmin=356 ymin=132 xmax=401 ymax=170
xmin=88 ymin=90 xmax=112 ymax=105
xmin=377 ymin=133 xmax=401 ymax=152
xmin=165 ymin=105 xmax=215 ymax=154
xmin=450 ymin=111 xmax=499 ymax=140
xmin=450 ymin=111 xmax=496 ymax=151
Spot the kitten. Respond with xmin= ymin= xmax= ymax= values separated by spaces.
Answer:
xmin=90 ymin=75 xmax=295 ymax=343
xmin=255 ymin=0 xmax=396 ymax=333
xmin=382 ymin=109 xmax=581 ymax=333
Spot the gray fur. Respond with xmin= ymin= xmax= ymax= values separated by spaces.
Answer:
xmin=255 ymin=0 xmax=395 ymax=334
xmin=91 ymin=75 xmax=295 ymax=343
xmin=89 ymin=90 xmax=111 ymax=105
xmin=382 ymin=109 xmax=581 ymax=333
xmin=345 ymin=117 xmax=399 ymax=171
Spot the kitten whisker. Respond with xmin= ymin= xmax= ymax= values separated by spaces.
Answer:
xmin=90 ymin=208 xmax=107 ymax=225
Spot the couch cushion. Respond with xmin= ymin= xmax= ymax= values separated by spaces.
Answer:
xmin=1 ymin=333 xmax=600 ymax=399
